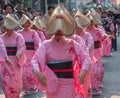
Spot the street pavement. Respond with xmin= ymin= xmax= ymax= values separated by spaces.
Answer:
xmin=1 ymin=37 xmax=120 ymax=98
xmin=93 ymin=37 xmax=120 ymax=98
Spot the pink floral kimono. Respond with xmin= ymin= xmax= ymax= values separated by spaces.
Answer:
xmin=0 ymin=32 xmax=26 ymax=98
xmin=85 ymin=27 xmax=104 ymax=92
xmin=17 ymin=29 xmax=41 ymax=92
xmin=32 ymin=36 xmax=91 ymax=98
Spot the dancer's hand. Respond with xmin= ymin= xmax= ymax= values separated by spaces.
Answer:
xmin=108 ymin=35 xmax=115 ymax=39
xmin=16 ymin=55 xmax=20 ymax=62
xmin=36 ymin=72 xmax=47 ymax=87
xmin=5 ymin=57 xmax=13 ymax=67
xmin=78 ymin=70 xmax=87 ymax=85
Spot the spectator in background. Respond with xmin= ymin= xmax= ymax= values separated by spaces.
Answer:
xmin=43 ymin=5 xmax=55 ymax=24
xmin=107 ymin=10 xmax=117 ymax=51
xmin=27 ymin=7 xmax=34 ymax=20
xmin=3 ymin=4 xmax=19 ymax=20
xmin=16 ymin=4 xmax=25 ymax=19
xmin=33 ymin=10 xmax=41 ymax=18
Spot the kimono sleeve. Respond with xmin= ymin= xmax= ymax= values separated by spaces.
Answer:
xmin=75 ymin=36 xmax=89 ymax=54
xmin=16 ymin=34 xmax=26 ymax=65
xmin=87 ymin=33 xmax=94 ymax=50
xmin=32 ymin=41 xmax=47 ymax=72
xmin=33 ymin=31 xmax=41 ymax=49
xmin=40 ymin=31 xmax=46 ymax=42
xmin=74 ymin=41 xmax=91 ymax=71
xmin=0 ymin=38 xmax=7 ymax=60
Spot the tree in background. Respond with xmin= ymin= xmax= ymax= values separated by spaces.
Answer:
xmin=47 ymin=0 xmax=66 ymax=5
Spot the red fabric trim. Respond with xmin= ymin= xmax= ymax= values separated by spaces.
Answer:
xmin=7 ymin=50 xmax=17 ymax=52
xmin=52 ymin=68 xmax=73 ymax=73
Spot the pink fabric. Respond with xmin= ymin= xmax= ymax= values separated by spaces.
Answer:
xmin=109 ymin=22 xmax=115 ymax=36
xmin=17 ymin=29 xmax=41 ymax=91
xmin=41 ymin=29 xmax=51 ymax=40
xmin=77 ymin=31 xmax=94 ymax=60
xmin=102 ymin=38 xmax=111 ymax=56
xmin=91 ymin=58 xmax=104 ymax=91
xmin=35 ymin=30 xmax=46 ymax=42
xmin=98 ymin=26 xmax=111 ymax=56
xmin=0 ymin=32 xmax=25 ymax=98
xmin=32 ymin=36 xmax=91 ymax=98
xmin=76 ymin=31 xmax=94 ymax=98
xmin=85 ymin=27 xmax=103 ymax=60
xmin=68 ymin=34 xmax=92 ymax=98
xmin=85 ymin=27 xmax=104 ymax=91
xmin=0 ymin=38 xmax=7 ymax=62
xmin=0 ymin=38 xmax=7 ymax=85
xmin=97 ymin=0 xmax=101 ymax=4
xmin=68 ymin=35 xmax=89 ymax=53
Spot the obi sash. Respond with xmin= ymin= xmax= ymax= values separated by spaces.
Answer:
xmin=25 ymin=42 xmax=35 ymax=50
xmin=94 ymin=41 xmax=101 ymax=49
xmin=6 ymin=46 xmax=17 ymax=56
xmin=47 ymin=60 xmax=73 ymax=78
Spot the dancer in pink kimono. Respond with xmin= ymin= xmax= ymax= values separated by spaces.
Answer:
xmin=0 ymin=14 xmax=26 ymax=98
xmin=31 ymin=17 xmax=46 ymax=42
xmin=18 ymin=14 xmax=41 ymax=94
xmin=32 ymin=6 xmax=91 ymax=98
xmin=95 ymin=25 xmax=111 ymax=57
xmin=68 ymin=35 xmax=88 ymax=52
xmin=74 ymin=10 xmax=94 ymax=98
xmin=85 ymin=16 xmax=106 ymax=94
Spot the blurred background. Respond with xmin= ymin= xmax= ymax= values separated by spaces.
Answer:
xmin=0 ymin=0 xmax=120 ymax=15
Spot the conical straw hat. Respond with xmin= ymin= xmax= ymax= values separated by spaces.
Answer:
xmin=61 ymin=5 xmax=76 ymax=29
xmin=32 ymin=17 xmax=46 ymax=30
xmin=46 ymin=6 xmax=75 ymax=36
xmin=90 ymin=8 xmax=101 ymax=19
xmin=71 ymin=8 xmax=78 ymax=16
xmin=3 ymin=14 xmax=20 ymax=30
xmin=19 ymin=14 xmax=32 ymax=25
xmin=74 ymin=9 xmax=90 ymax=27
xmin=86 ymin=11 xmax=101 ymax=25
xmin=107 ymin=6 xmax=117 ymax=13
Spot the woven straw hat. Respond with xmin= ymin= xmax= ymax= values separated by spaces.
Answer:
xmin=86 ymin=11 xmax=101 ymax=25
xmin=3 ymin=14 xmax=20 ymax=30
xmin=107 ymin=6 xmax=117 ymax=13
xmin=19 ymin=14 xmax=32 ymax=25
xmin=74 ymin=9 xmax=90 ymax=27
xmin=46 ymin=6 xmax=75 ymax=36
xmin=90 ymin=8 xmax=101 ymax=19
xmin=61 ymin=5 xmax=76 ymax=28
xmin=32 ymin=17 xmax=46 ymax=30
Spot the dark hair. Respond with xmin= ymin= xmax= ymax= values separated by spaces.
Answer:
xmin=34 ymin=10 xmax=40 ymax=12
xmin=48 ymin=5 xmax=55 ymax=10
xmin=4 ymin=4 xmax=14 ymax=11
xmin=27 ymin=7 xmax=32 ymax=11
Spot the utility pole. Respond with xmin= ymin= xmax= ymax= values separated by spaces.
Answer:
xmin=68 ymin=0 xmax=71 ymax=10
xmin=75 ymin=0 xmax=79 ymax=8
xmin=5 ymin=0 xmax=9 ymax=4
xmin=45 ymin=0 xmax=48 ymax=13
xmin=58 ymin=0 xmax=60 ymax=4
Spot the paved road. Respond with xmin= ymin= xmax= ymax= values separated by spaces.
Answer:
xmin=1 ymin=37 xmax=120 ymax=98
xmin=93 ymin=37 xmax=120 ymax=98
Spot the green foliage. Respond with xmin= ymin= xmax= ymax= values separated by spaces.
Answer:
xmin=23 ymin=0 xmax=32 ymax=7
xmin=11 ymin=0 xmax=32 ymax=7
xmin=47 ymin=0 xmax=66 ymax=4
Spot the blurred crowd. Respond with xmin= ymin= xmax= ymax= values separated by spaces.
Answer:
xmin=0 ymin=4 xmax=120 ymax=50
